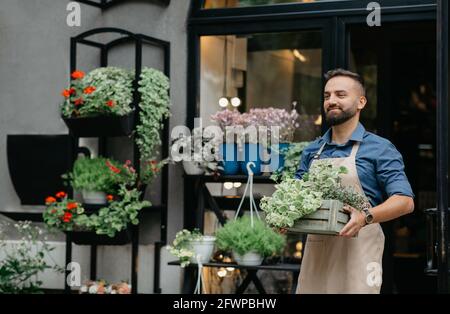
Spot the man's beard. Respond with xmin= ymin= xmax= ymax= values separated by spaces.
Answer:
xmin=325 ymin=107 xmax=357 ymax=126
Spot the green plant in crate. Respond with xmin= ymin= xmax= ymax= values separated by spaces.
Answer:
xmin=215 ymin=216 xmax=285 ymax=257
xmin=0 ymin=221 xmax=63 ymax=294
xmin=270 ymin=142 xmax=310 ymax=182
xmin=63 ymin=157 xmax=134 ymax=194
xmin=167 ymin=229 xmax=203 ymax=267
xmin=261 ymin=161 xmax=370 ymax=229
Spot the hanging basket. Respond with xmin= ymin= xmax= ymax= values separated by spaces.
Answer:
xmin=288 ymin=200 xmax=349 ymax=236
xmin=62 ymin=111 xmax=135 ymax=137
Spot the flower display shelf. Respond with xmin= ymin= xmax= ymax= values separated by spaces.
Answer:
xmin=288 ymin=200 xmax=349 ymax=236
xmin=63 ymin=111 xmax=135 ymax=137
xmin=63 ymin=27 xmax=170 ymax=294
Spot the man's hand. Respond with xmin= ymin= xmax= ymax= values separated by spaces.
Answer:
xmin=339 ymin=204 xmax=366 ymax=237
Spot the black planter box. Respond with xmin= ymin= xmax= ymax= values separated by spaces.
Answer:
xmin=66 ymin=227 xmax=132 ymax=246
xmin=62 ymin=112 xmax=135 ymax=137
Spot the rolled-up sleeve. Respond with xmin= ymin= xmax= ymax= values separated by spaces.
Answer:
xmin=375 ymin=142 xmax=414 ymax=198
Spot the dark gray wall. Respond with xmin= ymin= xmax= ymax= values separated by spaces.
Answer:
xmin=0 ymin=0 xmax=188 ymax=292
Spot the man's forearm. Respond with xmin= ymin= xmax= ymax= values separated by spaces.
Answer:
xmin=370 ymin=195 xmax=414 ymax=224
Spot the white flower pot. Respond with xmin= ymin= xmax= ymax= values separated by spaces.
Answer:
xmin=189 ymin=236 xmax=216 ymax=264
xmin=183 ymin=161 xmax=205 ymax=175
xmin=82 ymin=190 xmax=107 ymax=205
xmin=233 ymin=251 xmax=263 ymax=266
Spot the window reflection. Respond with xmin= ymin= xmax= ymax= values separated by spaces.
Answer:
xmin=200 ymin=31 xmax=323 ymax=141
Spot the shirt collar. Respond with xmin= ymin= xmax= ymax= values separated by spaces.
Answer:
xmin=322 ymin=122 xmax=366 ymax=144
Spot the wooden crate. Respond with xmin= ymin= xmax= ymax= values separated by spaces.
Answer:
xmin=288 ymin=200 xmax=349 ymax=235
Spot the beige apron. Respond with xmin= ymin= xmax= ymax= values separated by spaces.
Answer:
xmin=296 ymin=142 xmax=385 ymax=294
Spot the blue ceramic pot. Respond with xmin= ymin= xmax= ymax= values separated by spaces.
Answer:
xmin=219 ymin=143 xmax=240 ymax=175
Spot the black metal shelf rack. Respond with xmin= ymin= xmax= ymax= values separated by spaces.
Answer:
xmin=181 ymin=173 xmax=302 ymax=294
xmin=76 ymin=0 xmax=171 ymax=10
xmin=64 ymin=27 xmax=170 ymax=294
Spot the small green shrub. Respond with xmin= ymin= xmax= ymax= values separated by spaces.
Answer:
xmin=215 ymin=216 xmax=285 ymax=257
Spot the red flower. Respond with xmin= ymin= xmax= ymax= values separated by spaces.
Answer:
xmin=107 ymin=195 xmax=114 ymax=202
xmin=50 ymin=209 xmax=57 ymax=214
xmin=63 ymin=212 xmax=73 ymax=223
xmin=56 ymin=191 xmax=66 ymax=199
xmin=45 ymin=196 xmax=57 ymax=204
xmin=71 ymin=70 xmax=85 ymax=80
xmin=83 ymin=86 xmax=96 ymax=94
xmin=106 ymin=100 xmax=115 ymax=107
xmin=74 ymin=98 xmax=84 ymax=106
xmin=66 ymin=202 xmax=77 ymax=211
xmin=105 ymin=160 xmax=121 ymax=174
xmin=61 ymin=88 xmax=75 ymax=98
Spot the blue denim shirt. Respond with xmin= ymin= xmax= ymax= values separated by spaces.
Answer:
xmin=295 ymin=123 xmax=414 ymax=207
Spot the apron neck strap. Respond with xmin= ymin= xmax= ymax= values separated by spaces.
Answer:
xmin=350 ymin=142 xmax=360 ymax=158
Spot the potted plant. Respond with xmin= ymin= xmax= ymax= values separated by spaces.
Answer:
xmin=171 ymin=128 xmax=222 ymax=175
xmin=63 ymin=157 xmax=133 ymax=205
xmin=211 ymin=109 xmax=242 ymax=175
xmin=167 ymin=229 xmax=216 ymax=267
xmin=61 ymin=67 xmax=135 ymax=137
xmin=60 ymin=67 xmax=171 ymax=185
xmin=260 ymin=161 xmax=370 ymax=235
xmin=43 ymin=160 xmax=151 ymax=244
xmin=215 ymin=216 xmax=286 ymax=266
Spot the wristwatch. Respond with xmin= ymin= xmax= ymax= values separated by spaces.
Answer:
xmin=362 ymin=203 xmax=374 ymax=225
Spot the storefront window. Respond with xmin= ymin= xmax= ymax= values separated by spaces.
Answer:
xmin=200 ymin=31 xmax=323 ymax=141
xmin=203 ymin=0 xmax=349 ymax=9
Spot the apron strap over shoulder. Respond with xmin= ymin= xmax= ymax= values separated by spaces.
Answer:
xmin=350 ymin=142 xmax=361 ymax=158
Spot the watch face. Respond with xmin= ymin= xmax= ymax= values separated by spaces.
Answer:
xmin=365 ymin=214 xmax=374 ymax=224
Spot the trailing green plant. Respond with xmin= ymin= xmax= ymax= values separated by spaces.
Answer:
xmin=167 ymin=229 xmax=203 ymax=267
xmin=0 ymin=221 xmax=63 ymax=294
xmin=137 ymin=68 xmax=171 ymax=183
xmin=79 ymin=182 xmax=150 ymax=237
xmin=63 ymin=157 xmax=133 ymax=194
xmin=215 ymin=216 xmax=286 ymax=257
xmin=261 ymin=161 xmax=370 ymax=229
xmin=270 ymin=142 xmax=310 ymax=182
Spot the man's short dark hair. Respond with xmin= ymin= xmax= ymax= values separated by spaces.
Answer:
xmin=324 ymin=68 xmax=366 ymax=96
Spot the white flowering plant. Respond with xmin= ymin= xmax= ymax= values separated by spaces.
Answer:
xmin=261 ymin=161 xmax=370 ymax=229
xmin=167 ymin=229 xmax=203 ymax=267
xmin=0 ymin=221 xmax=64 ymax=294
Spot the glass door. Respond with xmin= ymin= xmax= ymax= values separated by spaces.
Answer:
xmin=344 ymin=18 xmax=437 ymax=293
